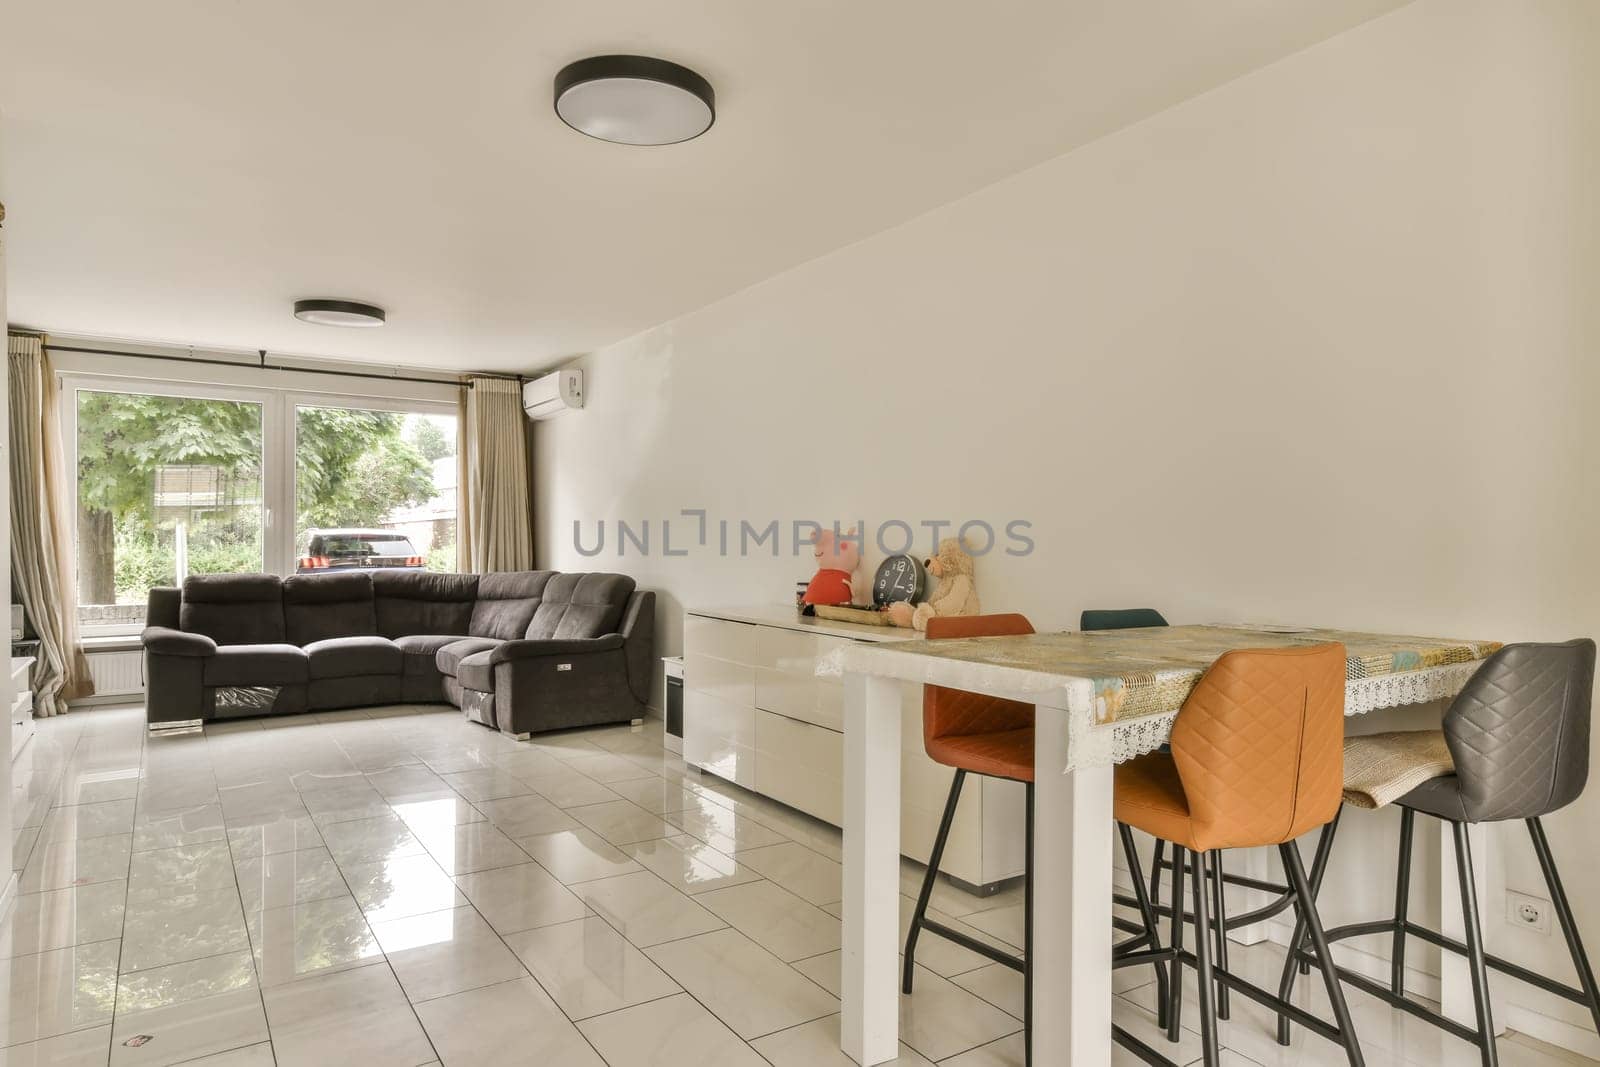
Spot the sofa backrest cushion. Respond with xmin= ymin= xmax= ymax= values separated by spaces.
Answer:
xmin=180 ymin=574 xmax=286 ymax=646
xmin=372 ymin=570 xmax=480 ymax=638
xmin=527 ymin=573 xmax=636 ymax=640
xmin=470 ymin=571 xmax=556 ymax=640
xmin=147 ymin=587 xmax=182 ymax=631
xmin=283 ymin=573 xmax=376 ymax=645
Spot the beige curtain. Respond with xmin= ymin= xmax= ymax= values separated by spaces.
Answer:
xmin=8 ymin=333 xmax=93 ymax=714
xmin=461 ymin=377 xmax=532 ymax=572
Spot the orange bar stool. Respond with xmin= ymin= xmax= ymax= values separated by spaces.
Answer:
xmin=1116 ymin=643 xmax=1365 ymax=1067
xmin=903 ymin=613 xmax=1170 ymax=1065
xmin=903 ymin=615 xmax=1040 ymax=1052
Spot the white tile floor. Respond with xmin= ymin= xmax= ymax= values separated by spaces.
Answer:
xmin=2 ymin=703 xmax=1595 ymax=1066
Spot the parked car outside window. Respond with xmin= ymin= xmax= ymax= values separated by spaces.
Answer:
xmin=297 ymin=528 xmax=425 ymax=573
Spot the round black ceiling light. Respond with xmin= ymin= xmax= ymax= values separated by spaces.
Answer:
xmin=293 ymin=299 xmax=386 ymax=328
xmin=554 ymin=55 xmax=715 ymax=146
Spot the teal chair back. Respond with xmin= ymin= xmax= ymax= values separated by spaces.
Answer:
xmin=1081 ymin=608 xmax=1169 ymax=631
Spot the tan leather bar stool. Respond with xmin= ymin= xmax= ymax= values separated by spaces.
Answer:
xmin=1117 ymin=643 xmax=1364 ymax=1067
xmin=904 ymin=613 xmax=1174 ymax=1065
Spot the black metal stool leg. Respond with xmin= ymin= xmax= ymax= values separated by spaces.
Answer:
xmin=1392 ymin=807 xmax=1415 ymax=997
xmin=1275 ymin=810 xmax=1344 ymax=1046
xmin=1209 ymin=850 xmax=1231 ymax=1020
xmin=1281 ymin=839 xmax=1365 ymax=1067
xmin=1527 ymin=817 xmax=1600 ymax=1037
xmin=1451 ymin=820 xmax=1499 ymax=1067
xmin=1119 ymin=822 xmax=1170 ymax=1031
xmin=1167 ymin=843 xmax=1187 ymax=1044
xmin=1190 ymin=848 xmax=1221 ymax=1067
xmin=904 ymin=769 xmax=965 ymax=994
xmin=1149 ymin=836 xmax=1166 ymax=913
xmin=1024 ymin=782 xmax=1034 ymax=1067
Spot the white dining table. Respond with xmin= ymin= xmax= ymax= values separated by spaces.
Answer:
xmin=824 ymin=624 xmax=1501 ymax=1066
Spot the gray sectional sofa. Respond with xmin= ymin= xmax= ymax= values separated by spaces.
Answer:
xmin=141 ymin=569 xmax=654 ymax=737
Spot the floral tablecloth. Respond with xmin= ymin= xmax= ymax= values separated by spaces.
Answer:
xmin=822 ymin=624 xmax=1501 ymax=767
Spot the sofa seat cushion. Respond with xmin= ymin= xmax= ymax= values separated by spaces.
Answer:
xmin=394 ymin=634 xmax=466 ymax=677
xmin=456 ymin=650 xmax=495 ymax=693
xmin=305 ymin=636 xmax=403 ymax=680
xmin=437 ymin=638 xmax=502 ymax=678
xmin=203 ymin=644 xmax=309 ymax=686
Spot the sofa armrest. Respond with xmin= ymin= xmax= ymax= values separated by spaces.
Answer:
xmin=490 ymin=634 xmax=625 ymax=665
xmin=142 ymin=626 xmax=217 ymax=657
xmin=618 ymin=590 xmax=655 ymax=705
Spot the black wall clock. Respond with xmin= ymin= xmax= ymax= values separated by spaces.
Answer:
xmin=873 ymin=554 xmax=927 ymax=606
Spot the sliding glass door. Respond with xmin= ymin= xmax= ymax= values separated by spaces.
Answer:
xmin=64 ymin=375 xmax=460 ymax=635
xmin=72 ymin=386 xmax=267 ymax=632
xmin=292 ymin=404 xmax=458 ymax=574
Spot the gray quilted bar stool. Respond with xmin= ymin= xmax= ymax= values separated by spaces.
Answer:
xmin=1277 ymin=639 xmax=1600 ymax=1067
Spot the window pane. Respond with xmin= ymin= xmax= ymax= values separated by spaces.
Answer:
xmin=75 ymin=390 xmax=264 ymax=630
xmin=295 ymin=407 xmax=457 ymax=574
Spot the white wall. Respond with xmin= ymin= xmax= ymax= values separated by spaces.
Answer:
xmin=535 ymin=0 xmax=1600 ymax=1047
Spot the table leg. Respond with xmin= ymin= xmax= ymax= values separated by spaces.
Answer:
xmin=842 ymin=671 xmax=903 ymax=1065
xmin=1032 ymin=701 xmax=1115 ymax=1066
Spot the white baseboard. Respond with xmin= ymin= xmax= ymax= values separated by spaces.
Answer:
xmin=1505 ymin=1002 xmax=1600 ymax=1060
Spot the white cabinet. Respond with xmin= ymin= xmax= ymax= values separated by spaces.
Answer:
xmin=10 ymin=657 xmax=34 ymax=761
xmin=682 ymin=606 xmax=1024 ymax=891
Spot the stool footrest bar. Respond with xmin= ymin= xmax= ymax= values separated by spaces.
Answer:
xmin=1291 ymin=951 xmax=1482 ymax=1046
xmin=919 ymin=919 xmax=1022 ymax=973
xmin=1322 ymin=917 xmax=1597 ymax=1007
xmin=1176 ymin=950 xmax=1348 ymax=1047
xmin=1114 ymin=1022 xmax=1183 ymax=1067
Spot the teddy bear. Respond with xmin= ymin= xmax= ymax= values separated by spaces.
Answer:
xmin=885 ymin=537 xmax=981 ymax=631
xmin=801 ymin=527 xmax=860 ymax=608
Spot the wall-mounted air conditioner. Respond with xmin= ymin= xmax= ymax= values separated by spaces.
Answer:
xmin=522 ymin=369 xmax=584 ymax=419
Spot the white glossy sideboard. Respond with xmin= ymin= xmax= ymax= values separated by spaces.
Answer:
xmin=683 ymin=605 xmax=1025 ymax=891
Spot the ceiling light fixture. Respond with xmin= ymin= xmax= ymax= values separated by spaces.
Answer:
xmin=553 ymin=55 xmax=715 ymax=146
xmin=293 ymin=299 xmax=386 ymax=328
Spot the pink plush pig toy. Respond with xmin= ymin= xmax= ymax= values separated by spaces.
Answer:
xmin=801 ymin=527 xmax=860 ymax=608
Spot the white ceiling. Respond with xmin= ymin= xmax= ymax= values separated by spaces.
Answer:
xmin=1 ymin=0 xmax=1408 ymax=373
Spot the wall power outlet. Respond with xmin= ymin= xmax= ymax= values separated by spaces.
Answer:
xmin=1507 ymin=890 xmax=1551 ymax=935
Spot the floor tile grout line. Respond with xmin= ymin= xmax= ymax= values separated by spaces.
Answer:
xmin=405 ymin=743 xmax=767 ymax=1065
xmin=241 ymin=705 xmax=440 ymax=1064
xmin=54 ymin=719 xmax=127 ymax=1067
xmin=213 ymin=736 xmax=283 ymax=1067
xmin=15 ymin=710 xmax=1414 ymax=1067
xmin=359 ymin=723 xmax=616 ymax=1064
xmin=560 ymin=741 xmax=1090 ymax=1064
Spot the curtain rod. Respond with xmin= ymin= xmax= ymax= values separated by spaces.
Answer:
xmin=41 ymin=343 xmax=527 ymax=390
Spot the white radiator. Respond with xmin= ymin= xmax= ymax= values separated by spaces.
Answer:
xmin=81 ymin=649 xmax=144 ymax=703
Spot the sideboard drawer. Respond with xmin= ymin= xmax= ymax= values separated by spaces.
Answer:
xmin=753 ymin=626 xmax=819 ymax=673
xmin=684 ymin=615 xmax=757 ymax=664
xmin=684 ymin=652 xmax=755 ymax=709
xmin=755 ymin=709 xmax=843 ymax=825
xmin=683 ymin=689 xmax=756 ymax=789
